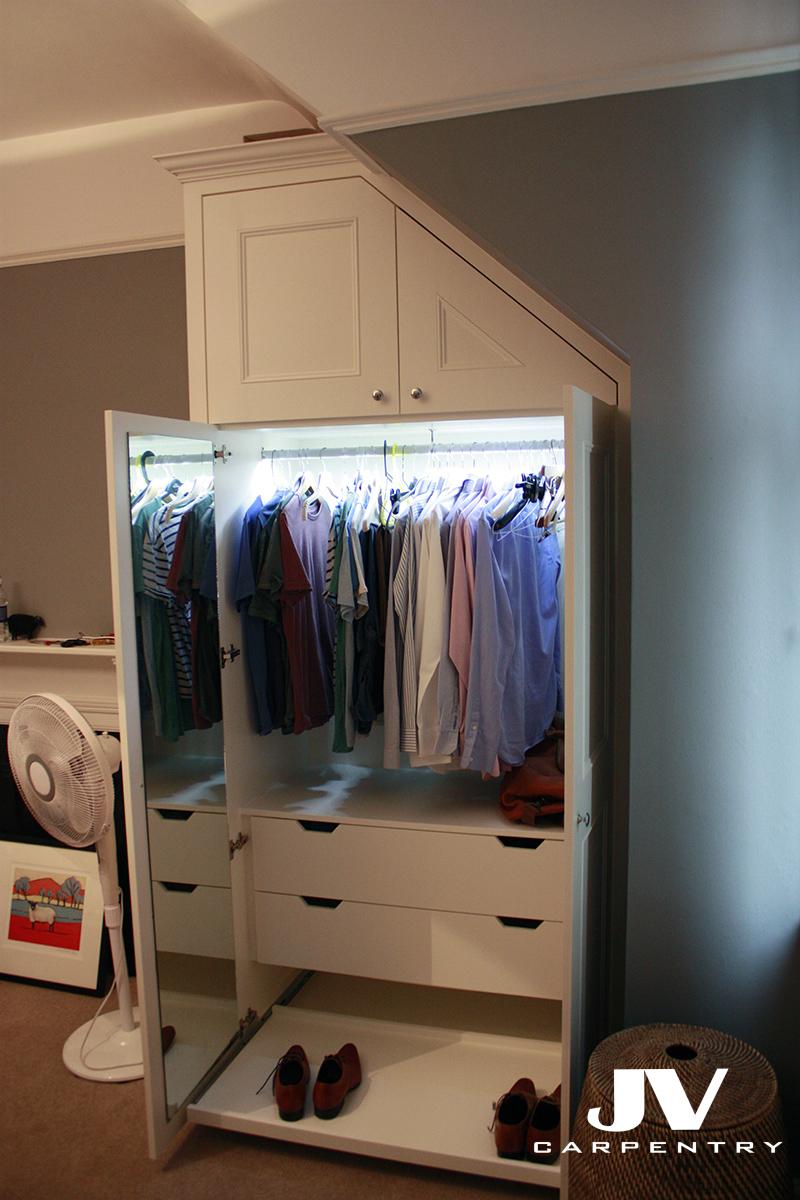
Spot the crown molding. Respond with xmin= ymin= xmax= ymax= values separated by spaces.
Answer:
xmin=156 ymin=132 xmax=354 ymax=182
xmin=321 ymin=43 xmax=800 ymax=135
xmin=0 ymin=233 xmax=184 ymax=269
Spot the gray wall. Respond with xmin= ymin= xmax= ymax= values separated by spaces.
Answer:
xmin=359 ymin=70 xmax=800 ymax=1117
xmin=0 ymin=249 xmax=190 ymax=636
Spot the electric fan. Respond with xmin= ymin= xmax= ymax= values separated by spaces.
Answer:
xmin=8 ymin=692 xmax=143 ymax=1082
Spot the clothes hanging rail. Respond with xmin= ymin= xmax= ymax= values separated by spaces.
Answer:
xmin=260 ymin=439 xmax=564 ymax=461
xmin=127 ymin=452 xmax=214 ymax=466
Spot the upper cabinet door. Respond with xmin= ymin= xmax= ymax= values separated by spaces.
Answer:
xmin=397 ymin=213 xmax=616 ymax=416
xmin=203 ymin=178 xmax=400 ymax=424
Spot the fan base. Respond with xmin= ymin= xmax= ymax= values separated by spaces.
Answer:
xmin=63 ymin=1006 xmax=144 ymax=1082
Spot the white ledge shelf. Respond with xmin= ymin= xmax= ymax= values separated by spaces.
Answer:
xmin=242 ymin=762 xmax=564 ymax=839
xmin=0 ymin=640 xmax=116 ymax=657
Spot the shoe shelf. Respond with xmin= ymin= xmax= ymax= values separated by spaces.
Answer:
xmin=241 ymin=762 xmax=564 ymax=840
xmin=188 ymin=1001 xmax=562 ymax=1187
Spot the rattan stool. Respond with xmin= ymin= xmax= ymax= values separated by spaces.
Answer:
xmin=569 ymin=1023 xmax=791 ymax=1200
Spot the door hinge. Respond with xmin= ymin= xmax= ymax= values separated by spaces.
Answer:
xmin=229 ymin=831 xmax=249 ymax=859
xmin=220 ymin=643 xmax=241 ymax=669
xmin=214 ymin=444 xmax=231 ymax=463
xmin=239 ymin=1007 xmax=258 ymax=1033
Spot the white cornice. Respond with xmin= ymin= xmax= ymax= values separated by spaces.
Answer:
xmin=156 ymin=133 xmax=354 ymax=182
xmin=0 ymin=233 xmax=184 ymax=269
xmin=320 ymin=44 xmax=800 ymax=135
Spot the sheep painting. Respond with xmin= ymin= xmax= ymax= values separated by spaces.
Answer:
xmin=8 ymin=870 xmax=87 ymax=953
xmin=27 ymin=902 xmax=56 ymax=931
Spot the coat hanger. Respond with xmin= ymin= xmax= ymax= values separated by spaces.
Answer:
xmin=493 ymin=473 xmax=539 ymax=532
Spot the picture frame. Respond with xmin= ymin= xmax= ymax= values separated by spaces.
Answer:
xmin=0 ymin=840 xmax=104 ymax=989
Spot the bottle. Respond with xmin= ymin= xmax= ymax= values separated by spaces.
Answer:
xmin=0 ymin=579 xmax=10 ymax=642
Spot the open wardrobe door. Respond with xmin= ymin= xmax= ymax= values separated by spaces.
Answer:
xmin=105 ymin=411 xmax=262 ymax=1155
xmin=562 ymin=388 xmax=616 ymax=1156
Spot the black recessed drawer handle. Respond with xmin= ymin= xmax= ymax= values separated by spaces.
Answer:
xmin=160 ymin=881 xmax=198 ymax=893
xmin=155 ymin=809 xmax=194 ymax=822
xmin=497 ymin=836 xmax=543 ymax=849
xmin=497 ymin=916 xmax=543 ymax=929
xmin=301 ymin=895 xmax=342 ymax=908
xmin=298 ymin=820 xmax=339 ymax=833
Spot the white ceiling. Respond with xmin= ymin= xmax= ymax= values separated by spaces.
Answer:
xmin=1 ymin=0 xmax=797 ymax=265
xmin=2 ymin=0 xmax=797 ymax=144
xmin=183 ymin=0 xmax=800 ymax=132
xmin=0 ymin=0 xmax=293 ymax=141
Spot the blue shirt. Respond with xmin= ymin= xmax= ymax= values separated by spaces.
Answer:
xmin=461 ymin=506 xmax=560 ymax=775
xmin=235 ymin=493 xmax=283 ymax=734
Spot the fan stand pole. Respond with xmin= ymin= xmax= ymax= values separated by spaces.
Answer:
xmin=97 ymin=824 xmax=135 ymax=1032
xmin=62 ymin=824 xmax=144 ymax=1081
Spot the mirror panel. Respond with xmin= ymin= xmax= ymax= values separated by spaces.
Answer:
xmin=128 ymin=433 xmax=238 ymax=1118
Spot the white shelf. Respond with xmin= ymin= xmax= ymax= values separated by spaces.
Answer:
xmin=242 ymin=762 xmax=564 ymax=839
xmin=0 ymin=640 xmax=116 ymax=657
xmin=189 ymin=1003 xmax=562 ymax=1187
xmin=144 ymin=755 xmax=226 ymax=812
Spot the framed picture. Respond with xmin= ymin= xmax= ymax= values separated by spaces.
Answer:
xmin=0 ymin=840 xmax=104 ymax=988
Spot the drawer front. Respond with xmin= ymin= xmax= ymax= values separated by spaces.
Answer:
xmin=152 ymin=882 xmax=234 ymax=959
xmin=254 ymin=892 xmax=562 ymax=1000
xmin=148 ymin=809 xmax=230 ymax=888
xmin=250 ymin=819 xmax=563 ymax=920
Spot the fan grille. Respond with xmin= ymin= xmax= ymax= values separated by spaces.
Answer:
xmin=8 ymin=695 xmax=113 ymax=847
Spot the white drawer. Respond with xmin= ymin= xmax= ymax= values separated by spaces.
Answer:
xmin=148 ymin=809 xmax=230 ymax=888
xmin=152 ymin=882 xmax=234 ymax=959
xmin=254 ymin=892 xmax=562 ymax=1000
xmin=250 ymin=818 xmax=563 ymax=920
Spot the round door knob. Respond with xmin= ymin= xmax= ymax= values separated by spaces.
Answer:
xmin=372 ymin=389 xmax=384 ymax=402
xmin=410 ymin=387 xmax=423 ymax=400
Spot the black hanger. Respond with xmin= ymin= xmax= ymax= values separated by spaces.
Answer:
xmin=493 ymin=473 xmax=539 ymax=532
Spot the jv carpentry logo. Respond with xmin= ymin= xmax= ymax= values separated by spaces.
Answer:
xmin=535 ymin=1069 xmax=784 ymax=1158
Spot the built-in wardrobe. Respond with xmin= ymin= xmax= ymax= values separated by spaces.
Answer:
xmin=106 ymin=133 xmax=630 ymax=1194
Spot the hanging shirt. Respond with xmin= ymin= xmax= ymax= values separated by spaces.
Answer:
xmin=252 ymin=494 xmax=294 ymax=733
xmin=234 ymin=493 xmax=287 ymax=735
xmin=382 ymin=511 xmax=409 ymax=769
xmin=279 ymin=493 xmax=335 ymax=734
xmin=461 ymin=505 xmax=560 ymax=777
xmin=412 ymin=497 xmax=454 ymax=765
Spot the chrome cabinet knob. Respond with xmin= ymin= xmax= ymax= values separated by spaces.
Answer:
xmin=410 ymin=387 xmax=423 ymax=400
xmin=372 ymin=389 xmax=384 ymax=402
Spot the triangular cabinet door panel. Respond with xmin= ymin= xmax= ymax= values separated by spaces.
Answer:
xmin=202 ymin=178 xmax=400 ymax=423
xmin=397 ymin=212 xmax=615 ymax=414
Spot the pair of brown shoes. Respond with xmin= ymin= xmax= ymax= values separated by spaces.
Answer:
xmin=491 ymin=1078 xmax=561 ymax=1162
xmin=258 ymin=1043 xmax=362 ymax=1121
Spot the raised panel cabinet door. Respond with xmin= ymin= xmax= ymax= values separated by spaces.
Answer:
xmin=396 ymin=212 xmax=617 ymax=416
xmin=203 ymin=178 xmax=400 ymax=423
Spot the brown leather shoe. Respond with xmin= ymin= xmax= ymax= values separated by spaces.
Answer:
xmin=527 ymin=1084 xmax=561 ymax=1162
xmin=491 ymin=1077 xmax=537 ymax=1159
xmin=257 ymin=1044 xmax=310 ymax=1121
xmin=312 ymin=1043 xmax=362 ymax=1119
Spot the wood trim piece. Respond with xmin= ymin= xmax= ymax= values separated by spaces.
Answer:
xmin=155 ymin=134 xmax=352 ymax=183
xmin=320 ymin=43 xmax=800 ymax=134
xmin=0 ymin=233 xmax=184 ymax=269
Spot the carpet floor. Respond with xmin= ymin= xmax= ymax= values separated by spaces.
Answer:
xmin=0 ymin=978 xmax=551 ymax=1200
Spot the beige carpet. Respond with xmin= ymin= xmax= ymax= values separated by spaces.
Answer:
xmin=0 ymin=978 xmax=551 ymax=1200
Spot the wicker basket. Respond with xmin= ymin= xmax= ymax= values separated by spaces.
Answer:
xmin=569 ymin=1023 xmax=791 ymax=1200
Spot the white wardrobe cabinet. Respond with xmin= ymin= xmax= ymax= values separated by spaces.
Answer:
xmin=159 ymin=136 xmax=619 ymax=427
xmin=107 ymin=134 xmax=630 ymax=1196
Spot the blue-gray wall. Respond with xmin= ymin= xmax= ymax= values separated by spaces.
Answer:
xmin=359 ymin=71 xmax=800 ymax=1120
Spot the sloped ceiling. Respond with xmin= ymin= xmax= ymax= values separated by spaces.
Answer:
xmin=182 ymin=0 xmax=800 ymax=132
xmin=0 ymin=0 xmax=297 ymax=141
